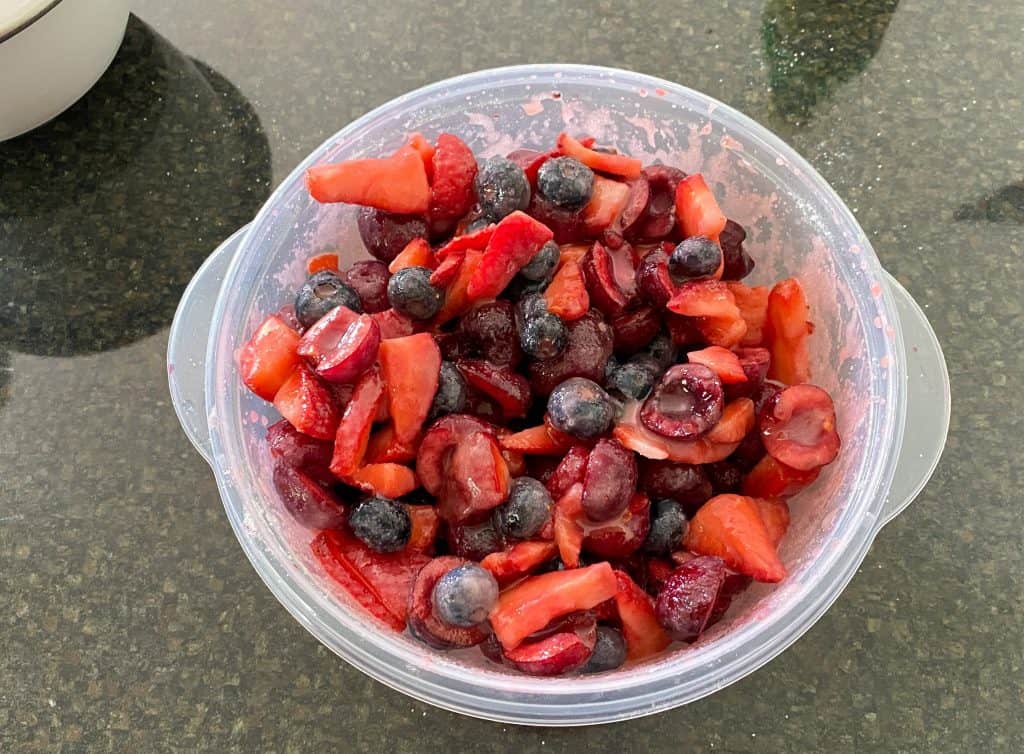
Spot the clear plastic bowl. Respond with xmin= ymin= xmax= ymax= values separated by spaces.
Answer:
xmin=167 ymin=65 xmax=950 ymax=725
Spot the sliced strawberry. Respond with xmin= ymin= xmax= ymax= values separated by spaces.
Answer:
xmin=440 ymin=431 xmax=510 ymax=523
xmin=582 ymin=175 xmax=631 ymax=234
xmin=556 ymin=133 xmax=642 ymax=179
xmin=481 ymin=541 xmax=559 ymax=586
xmin=694 ymin=314 xmax=748 ymax=349
xmin=272 ymin=365 xmax=340 ymax=440
xmin=543 ymin=259 xmax=590 ymax=321
xmin=364 ymin=423 xmax=417 ymax=464
xmin=667 ymin=279 xmax=741 ymax=320
xmin=306 ymin=252 xmax=340 ymax=275
xmin=428 ymin=251 xmax=465 ymax=287
xmin=489 ymin=561 xmax=618 ymax=650
xmin=436 ymin=224 xmax=495 ymax=260
xmin=675 ymin=173 xmax=726 ymax=240
xmin=240 ymin=314 xmax=302 ymax=400
xmin=612 ymin=570 xmax=671 ymax=660
xmin=502 ymin=612 xmax=597 ymax=676
xmin=388 ymin=237 xmax=435 ymax=274
xmin=683 ymin=494 xmax=786 ymax=582
xmin=546 ymin=444 xmax=591 ymax=498
xmin=407 ymin=556 xmax=490 ymax=648
xmin=405 ymin=504 xmax=440 ymax=553
xmin=499 ymin=424 xmax=573 ymax=456
xmin=760 ymin=383 xmax=840 ymax=470
xmin=687 ymin=346 xmax=747 ymax=384
xmin=726 ymin=282 xmax=770 ymax=346
xmin=329 ymin=365 xmax=385 ymax=477
xmin=466 ymin=211 xmax=555 ymax=300
xmin=371 ymin=308 xmax=418 ymax=339
xmin=553 ymin=483 xmax=585 ymax=568
xmin=455 ymin=358 xmax=531 ymax=418
xmin=755 ymin=497 xmax=790 ymax=547
xmin=349 ymin=463 xmax=418 ymax=498
xmin=429 ymin=133 xmax=478 ymax=224
xmin=415 ymin=414 xmax=495 ymax=495
xmin=765 ymin=278 xmax=812 ymax=385
xmin=704 ymin=398 xmax=756 ymax=444
xmin=581 ymin=241 xmax=630 ymax=316
xmin=306 ymin=146 xmax=430 ymax=214
xmin=742 ymin=454 xmax=821 ymax=498
xmin=378 ymin=333 xmax=441 ymax=444
xmin=310 ymin=528 xmax=430 ymax=631
xmin=558 ymin=244 xmax=591 ymax=267
xmin=433 ymin=249 xmax=483 ymax=325
xmin=405 ymin=132 xmax=436 ymax=177
xmin=582 ymin=491 xmax=651 ymax=560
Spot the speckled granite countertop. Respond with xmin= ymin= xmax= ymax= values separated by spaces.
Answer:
xmin=1 ymin=2 xmax=1021 ymax=751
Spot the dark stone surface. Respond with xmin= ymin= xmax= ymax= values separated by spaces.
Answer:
xmin=1 ymin=2 xmax=1021 ymax=751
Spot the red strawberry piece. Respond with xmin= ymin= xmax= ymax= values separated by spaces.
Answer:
xmin=306 ymin=252 xmax=339 ymax=275
xmin=343 ymin=260 xmax=390 ymax=314
xmin=502 ymin=612 xmax=597 ymax=676
xmin=765 ymin=277 xmax=812 ymax=385
xmin=481 ymin=541 xmax=559 ymax=587
xmin=725 ymin=347 xmax=772 ymax=401
xmin=467 ymin=211 xmax=554 ymax=301
xmin=433 ymin=249 xmax=483 ymax=325
xmin=388 ymin=237 xmax=436 ymax=274
xmin=683 ymin=494 xmax=786 ymax=582
xmin=582 ymin=175 xmax=631 ymax=234
xmin=348 ymin=463 xmax=418 ymax=498
xmin=543 ymin=259 xmax=590 ymax=321
xmin=635 ymin=245 xmax=677 ymax=307
xmin=428 ymin=251 xmax=465 ymax=288
xmin=329 ymin=365 xmax=385 ymax=477
xmin=704 ymin=398 xmax=756 ymax=444
xmin=415 ymin=414 xmax=495 ymax=496
xmin=581 ymin=241 xmax=630 ymax=316
xmin=645 ymin=557 xmax=675 ymax=595
xmin=527 ymin=310 xmax=613 ymax=396
xmin=440 ymin=431 xmax=510 ymax=523
xmin=499 ymin=424 xmax=573 ymax=456
xmin=655 ymin=555 xmax=727 ymax=641
xmin=296 ymin=304 xmax=360 ymax=360
xmin=582 ymin=491 xmax=651 ymax=559
xmin=435 ymin=224 xmax=496 ymax=260
xmin=312 ymin=314 xmax=381 ymax=384
xmin=272 ymin=365 xmax=341 ymax=440
xmin=239 ymin=314 xmax=302 ymax=400
xmin=364 ymin=423 xmax=417 ymax=464
xmin=675 ymin=174 xmax=726 ymax=240
xmin=760 ymin=384 xmax=840 ymax=470
xmin=694 ymin=313 xmax=748 ymax=349
xmin=454 ymin=359 xmax=531 ymax=418
xmin=406 ymin=556 xmax=490 ymax=648
xmin=405 ymin=505 xmax=440 ymax=553
xmin=718 ymin=219 xmax=756 ymax=280
xmin=726 ymin=281 xmax=770 ymax=346
xmin=553 ymin=483 xmax=585 ymax=568
xmin=267 ymin=419 xmax=335 ymax=484
xmin=581 ymin=438 xmax=637 ymax=522
xmin=271 ymin=459 xmax=346 ymax=529
xmin=556 ymin=132 xmax=642 ymax=178
xmin=310 ymin=528 xmax=431 ymax=631
xmin=629 ymin=165 xmax=686 ymax=241
xmin=306 ymin=146 xmax=430 ymax=214
xmin=637 ymin=458 xmax=712 ymax=512
xmin=371 ymin=308 xmax=418 ymax=339
xmin=687 ymin=346 xmax=747 ymax=384
xmin=610 ymin=306 xmax=661 ymax=355
xmin=546 ymin=444 xmax=591 ymax=498
xmin=742 ymin=454 xmax=820 ymax=498
xmin=603 ymin=175 xmax=651 ymax=247
xmin=378 ymin=333 xmax=441 ymax=444
xmin=667 ymin=279 xmax=741 ymax=320
xmin=557 ymin=244 xmax=591 ymax=267
xmin=755 ymin=497 xmax=790 ymax=546
xmin=405 ymin=132 xmax=436 ymax=177
xmin=429 ymin=133 xmax=478 ymax=225
xmin=612 ymin=570 xmax=671 ymax=660
xmin=706 ymin=572 xmax=753 ymax=628
xmin=489 ymin=561 xmax=618 ymax=650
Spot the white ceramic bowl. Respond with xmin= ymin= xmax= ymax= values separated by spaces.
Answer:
xmin=0 ymin=0 xmax=129 ymax=141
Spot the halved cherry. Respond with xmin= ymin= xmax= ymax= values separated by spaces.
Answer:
xmin=273 ymin=364 xmax=341 ymax=440
xmin=481 ymin=541 xmax=559 ymax=586
xmin=581 ymin=241 xmax=630 ymax=316
xmin=348 ymin=463 xmax=418 ymax=498
xmin=742 ymin=454 xmax=821 ymax=498
xmin=306 ymin=145 xmax=430 ymax=214
xmin=378 ymin=333 xmax=441 ymax=444
xmin=581 ymin=438 xmax=637 ymax=522
xmin=502 ymin=611 xmax=597 ymax=676
xmin=329 ymin=365 xmax=385 ymax=477
xmin=725 ymin=347 xmax=771 ymax=400
xmin=313 ymin=314 xmax=381 ymax=384
xmin=582 ymin=491 xmax=651 ymax=559
xmin=489 ymin=561 xmax=618 ymax=650
xmin=675 ymin=173 xmax=726 ymax=240
xmin=271 ymin=459 xmax=346 ymax=530
xmin=553 ymin=483 xmax=585 ymax=568
xmin=640 ymin=364 xmax=724 ymax=439
xmin=441 ymin=431 xmax=510 ymax=523
xmin=665 ymin=312 xmax=703 ymax=347
xmin=629 ymin=165 xmax=686 ymax=241
xmin=612 ymin=570 xmax=671 ymax=660
xmin=455 ymin=359 xmax=532 ymax=418
xmin=296 ymin=304 xmax=360 ymax=359
xmin=603 ymin=175 xmax=650 ymax=247
xmin=546 ymin=444 xmax=591 ymax=498
xmin=610 ymin=306 xmax=660 ymax=355
xmin=654 ymin=555 xmax=727 ymax=642
xmin=266 ymin=419 xmax=335 ymax=484
xmin=718 ymin=219 xmax=756 ymax=280
xmin=765 ymin=277 xmax=812 ymax=385
xmin=467 ymin=211 xmax=554 ymax=300
xmin=543 ymin=259 xmax=590 ymax=321
xmin=614 ymin=400 xmax=741 ymax=464
xmin=415 ymin=414 xmax=496 ymax=496
xmin=683 ymin=494 xmax=786 ymax=583
xmin=556 ymin=133 xmax=642 ymax=178
xmin=687 ymin=346 xmax=747 ymax=384
xmin=407 ymin=556 xmax=490 ymax=648
xmin=759 ymin=384 xmax=840 ymax=470
xmin=240 ymin=314 xmax=302 ymax=400
xmin=388 ymin=237 xmax=436 ymax=273
xmin=635 ymin=246 xmax=677 ymax=307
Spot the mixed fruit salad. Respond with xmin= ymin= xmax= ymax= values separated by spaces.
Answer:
xmin=238 ymin=130 xmax=841 ymax=676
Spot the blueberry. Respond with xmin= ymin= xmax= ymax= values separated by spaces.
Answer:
xmin=466 ymin=213 xmax=497 ymax=233
xmin=503 ymin=274 xmax=549 ymax=302
xmin=429 ymin=361 xmax=468 ymax=419
xmin=547 ymin=377 xmax=617 ymax=440
xmin=644 ymin=333 xmax=678 ymax=370
xmin=519 ymin=241 xmax=561 ymax=282
xmin=494 ymin=477 xmax=553 ymax=539
xmin=432 ymin=564 xmax=499 ymax=627
xmin=519 ymin=311 xmax=567 ymax=359
xmin=604 ymin=355 xmax=621 ymax=383
xmin=643 ymin=498 xmax=687 ymax=555
xmin=349 ymin=496 xmax=411 ymax=553
xmin=607 ymin=354 xmax=661 ymax=401
xmin=295 ymin=270 xmax=362 ymax=328
xmin=516 ymin=293 xmax=550 ymax=322
xmin=387 ymin=266 xmax=442 ymax=320
xmin=537 ymin=157 xmax=594 ymax=210
xmin=475 ymin=157 xmax=530 ymax=220
xmin=669 ymin=236 xmax=722 ymax=282
xmin=582 ymin=626 xmax=627 ymax=673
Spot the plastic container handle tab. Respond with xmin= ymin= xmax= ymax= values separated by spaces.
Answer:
xmin=167 ymin=225 xmax=248 ymax=466
xmin=877 ymin=272 xmax=950 ymax=529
